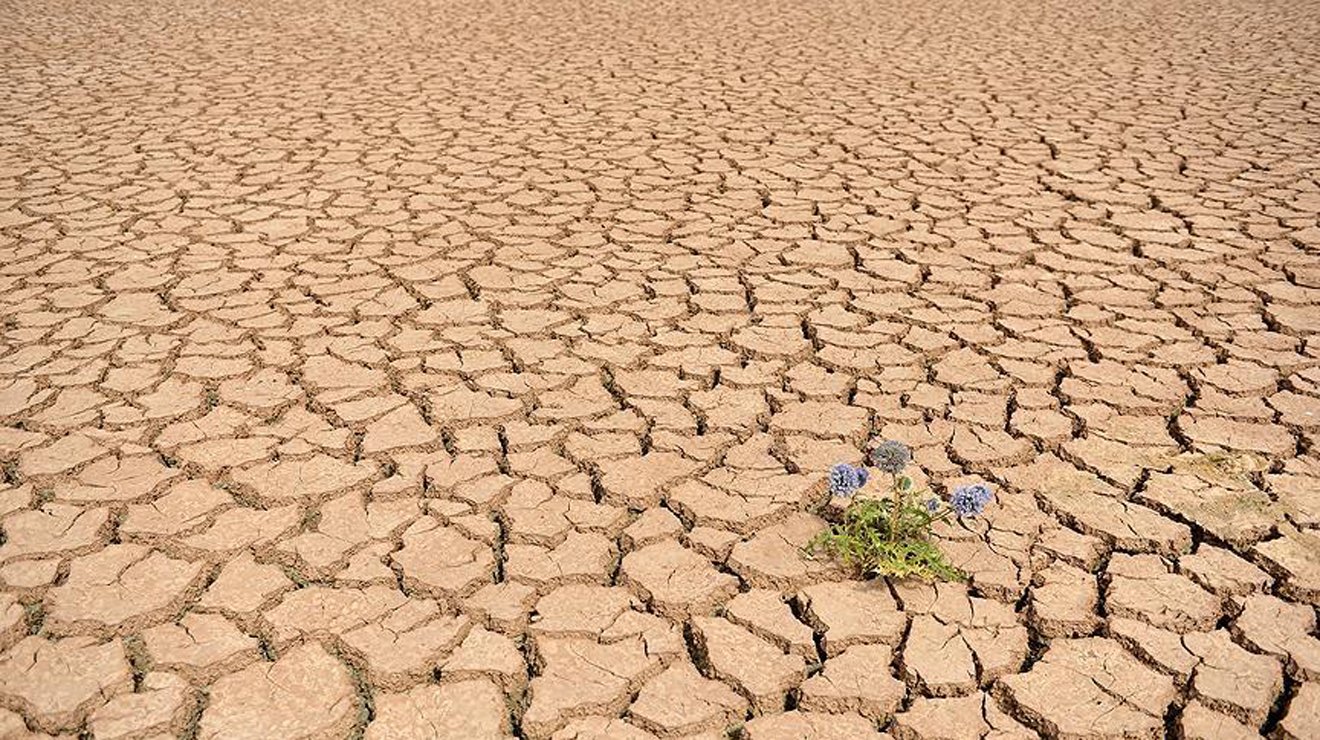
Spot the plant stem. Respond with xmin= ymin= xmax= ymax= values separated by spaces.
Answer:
xmin=888 ymin=472 xmax=901 ymax=542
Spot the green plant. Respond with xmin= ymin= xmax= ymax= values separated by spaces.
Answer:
xmin=806 ymin=441 xmax=993 ymax=582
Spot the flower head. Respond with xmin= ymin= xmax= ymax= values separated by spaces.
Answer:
xmin=869 ymin=440 xmax=912 ymax=474
xmin=854 ymin=467 xmax=870 ymax=488
xmin=949 ymin=482 xmax=994 ymax=517
xmin=924 ymin=498 xmax=940 ymax=513
xmin=828 ymin=463 xmax=866 ymax=497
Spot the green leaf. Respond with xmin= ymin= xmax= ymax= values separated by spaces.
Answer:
xmin=806 ymin=496 xmax=967 ymax=583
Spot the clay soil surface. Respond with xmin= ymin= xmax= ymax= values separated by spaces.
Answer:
xmin=2 ymin=0 xmax=1319 ymax=738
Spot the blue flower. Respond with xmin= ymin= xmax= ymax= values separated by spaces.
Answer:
xmin=924 ymin=498 xmax=940 ymax=513
xmin=828 ymin=463 xmax=860 ymax=497
xmin=828 ymin=463 xmax=869 ymax=497
xmin=854 ymin=467 xmax=870 ymax=488
xmin=869 ymin=440 xmax=912 ymax=474
xmin=949 ymin=482 xmax=993 ymax=517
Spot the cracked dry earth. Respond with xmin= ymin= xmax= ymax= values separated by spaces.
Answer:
xmin=1 ymin=0 xmax=1320 ymax=739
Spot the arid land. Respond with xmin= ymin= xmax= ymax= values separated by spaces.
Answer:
xmin=1 ymin=0 xmax=1319 ymax=738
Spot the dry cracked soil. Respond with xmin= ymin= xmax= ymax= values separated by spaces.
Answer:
xmin=1 ymin=0 xmax=1319 ymax=738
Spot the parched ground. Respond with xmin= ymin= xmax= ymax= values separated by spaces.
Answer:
xmin=1 ymin=0 xmax=1319 ymax=737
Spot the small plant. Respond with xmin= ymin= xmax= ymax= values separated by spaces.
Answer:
xmin=807 ymin=440 xmax=994 ymax=582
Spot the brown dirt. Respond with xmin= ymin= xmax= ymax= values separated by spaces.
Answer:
xmin=1 ymin=0 xmax=1319 ymax=737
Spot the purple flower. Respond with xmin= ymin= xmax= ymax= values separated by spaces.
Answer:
xmin=854 ymin=467 xmax=870 ymax=488
xmin=828 ymin=463 xmax=861 ymax=497
xmin=869 ymin=440 xmax=912 ymax=474
xmin=949 ymin=482 xmax=993 ymax=517
xmin=924 ymin=498 xmax=940 ymax=513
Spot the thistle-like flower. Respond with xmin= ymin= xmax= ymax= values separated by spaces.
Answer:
xmin=869 ymin=440 xmax=912 ymax=474
xmin=949 ymin=483 xmax=993 ymax=517
xmin=828 ymin=463 xmax=865 ymax=497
